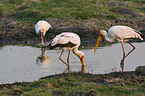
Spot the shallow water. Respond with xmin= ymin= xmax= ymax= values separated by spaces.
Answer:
xmin=0 ymin=42 xmax=145 ymax=84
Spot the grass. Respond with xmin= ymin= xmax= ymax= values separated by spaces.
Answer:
xmin=0 ymin=1 xmax=144 ymax=95
xmin=0 ymin=0 xmax=145 ymax=44
xmin=0 ymin=72 xmax=144 ymax=96
xmin=1 ymin=0 xmax=144 ymax=24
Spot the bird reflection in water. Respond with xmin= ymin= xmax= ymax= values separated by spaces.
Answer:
xmin=36 ymin=47 xmax=51 ymax=68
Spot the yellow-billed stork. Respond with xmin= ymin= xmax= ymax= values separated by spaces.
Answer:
xmin=35 ymin=20 xmax=51 ymax=46
xmin=48 ymin=32 xmax=85 ymax=68
xmin=94 ymin=25 xmax=144 ymax=72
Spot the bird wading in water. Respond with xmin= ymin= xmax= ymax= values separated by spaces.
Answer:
xmin=35 ymin=20 xmax=51 ymax=46
xmin=94 ymin=25 xmax=144 ymax=72
xmin=48 ymin=32 xmax=85 ymax=71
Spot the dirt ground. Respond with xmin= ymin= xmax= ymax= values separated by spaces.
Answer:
xmin=0 ymin=17 xmax=145 ymax=45
xmin=0 ymin=66 xmax=144 ymax=96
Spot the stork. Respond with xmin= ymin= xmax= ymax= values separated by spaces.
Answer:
xmin=35 ymin=20 xmax=51 ymax=46
xmin=94 ymin=25 xmax=144 ymax=72
xmin=48 ymin=32 xmax=85 ymax=68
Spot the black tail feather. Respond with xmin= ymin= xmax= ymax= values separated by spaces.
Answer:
xmin=135 ymin=30 xmax=144 ymax=40
xmin=48 ymin=42 xmax=77 ymax=50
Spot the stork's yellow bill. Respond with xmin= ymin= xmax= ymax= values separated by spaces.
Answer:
xmin=94 ymin=35 xmax=102 ymax=53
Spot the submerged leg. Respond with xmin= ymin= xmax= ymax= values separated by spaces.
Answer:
xmin=41 ymin=47 xmax=46 ymax=57
xmin=120 ymin=42 xmax=136 ymax=72
xmin=81 ymin=66 xmax=85 ymax=73
xmin=64 ymin=67 xmax=70 ymax=73
xmin=59 ymin=49 xmax=70 ymax=67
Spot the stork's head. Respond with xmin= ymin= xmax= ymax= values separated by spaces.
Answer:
xmin=94 ymin=30 xmax=106 ymax=53
xmin=76 ymin=51 xmax=85 ymax=67
xmin=100 ymin=30 xmax=106 ymax=37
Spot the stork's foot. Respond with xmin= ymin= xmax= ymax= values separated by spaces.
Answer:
xmin=67 ymin=64 xmax=70 ymax=68
xmin=64 ymin=67 xmax=70 ymax=73
xmin=120 ymin=59 xmax=124 ymax=72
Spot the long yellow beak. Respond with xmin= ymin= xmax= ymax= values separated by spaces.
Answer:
xmin=94 ymin=36 xmax=102 ymax=53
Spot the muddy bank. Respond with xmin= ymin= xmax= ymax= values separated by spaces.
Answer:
xmin=0 ymin=17 xmax=145 ymax=45
xmin=0 ymin=66 xmax=144 ymax=96
xmin=40 ymin=66 xmax=145 ymax=83
xmin=0 ymin=0 xmax=145 ymax=45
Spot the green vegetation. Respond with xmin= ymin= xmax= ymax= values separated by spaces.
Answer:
xmin=0 ymin=0 xmax=144 ymax=42
xmin=0 ymin=1 xmax=144 ymax=95
xmin=0 ymin=72 xmax=144 ymax=96
xmin=0 ymin=0 xmax=144 ymax=24
xmin=0 ymin=0 xmax=145 ymax=44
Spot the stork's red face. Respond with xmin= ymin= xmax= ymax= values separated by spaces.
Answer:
xmin=94 ymin=33 xmax=103 ymax=53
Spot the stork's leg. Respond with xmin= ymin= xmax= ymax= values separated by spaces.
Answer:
xmin=64 ymin=67 xmax=70 ymax=73
xmin=120 ymin=42 xmax=136 ymax=72
xmin=67 ymin=49 xmax=71 ymax=67
xmin=43 ymin=35 xmax=47 ymax=46
xmin=59 ymin=49 xmax=70 ymax=67
xmin=125 ymin=42 xmax=136 ymax=58
xmin=41 ymin=32 xmax=44 ymax=46
xmin=41 ymin=47 xmax=46 ymax=57
xmin=120 ymin=41 xmax=125 ymax=72
xmin=43 ymin=35 xmax=47 ymax=44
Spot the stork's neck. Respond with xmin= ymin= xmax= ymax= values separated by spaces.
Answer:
xmin=72 ymin=46 xmax=84 ymax=58
xmin=104 ymin=31 xmax=114 ymax=42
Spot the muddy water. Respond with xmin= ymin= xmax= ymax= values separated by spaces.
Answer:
xmin=0 ymin=42 xmax=145 ymax=84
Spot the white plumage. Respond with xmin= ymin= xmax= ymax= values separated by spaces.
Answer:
xmin=35 ymin=20 xmax=51 ymax=46
xmin=94 ymin=25 xmax=144 ymax=72
xmin=48 ymin=32 xmax=85 ymax=68
xmin=50 ymin=32 xmax=80 ymax=49
xmin=106 ymin=25 xmax=143 ymax=42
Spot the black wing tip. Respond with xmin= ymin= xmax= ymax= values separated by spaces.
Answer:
xmin=48 ymin=42 xmax=77 ymax=50
xmin=45 ymin=43 xmax=54 ymax=50
xmin=140 ymin=32 xmax=144 ymax=40
xmin=49 ymin=46 xmax=56 ymax=50
xmin=135 ymin=30 xmax=144 ymax=40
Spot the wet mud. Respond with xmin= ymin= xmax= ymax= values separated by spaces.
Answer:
xmin=0 ymin=66 xmax=144 ymax=95
xmin=0 ymin=17 xmax=145 ymax=45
